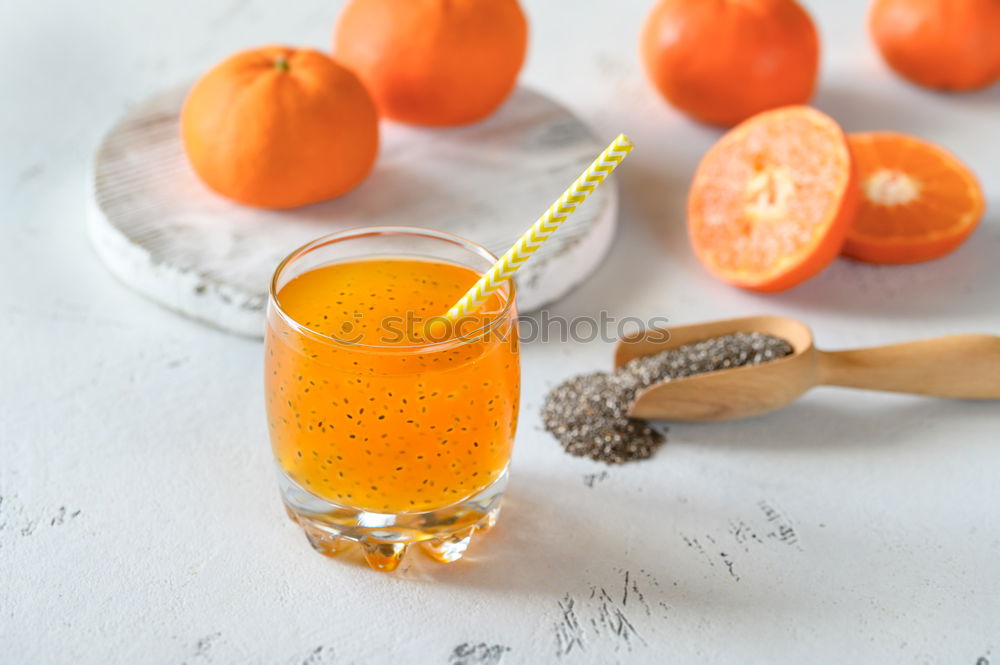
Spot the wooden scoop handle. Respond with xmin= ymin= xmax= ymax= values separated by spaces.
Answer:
xmin=816 ymin=334 xmax=1000 ymax=399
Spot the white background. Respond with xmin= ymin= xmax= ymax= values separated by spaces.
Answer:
xmin=2 ymin=0 xmax=998 ymax=663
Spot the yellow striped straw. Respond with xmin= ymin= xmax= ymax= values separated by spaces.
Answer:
xmin=444 ymin=133 xmax=633 ymax=322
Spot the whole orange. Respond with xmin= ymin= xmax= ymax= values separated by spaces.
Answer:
xmin=869 ymin=0 xmax=1000 ymax=91
xmin=332 ymin=0 xmax=528 ymax=126
xmin=641 ymin=0 xmax=819 ymax=127
xmin=181 ymin=46 xmax=378 ymax=209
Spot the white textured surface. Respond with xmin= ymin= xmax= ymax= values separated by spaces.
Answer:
xmin=2 ymin=0 xmax=999 ymax=663
xmin=89 ymin=85 xmax=617 ymax=337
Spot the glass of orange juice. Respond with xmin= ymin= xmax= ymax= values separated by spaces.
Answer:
xmin=265 ymin=227 xmax=520 ymax=571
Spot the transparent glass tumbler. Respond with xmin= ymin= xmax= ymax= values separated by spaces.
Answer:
xmin=265 ymin=227 xmax=520 ymax=571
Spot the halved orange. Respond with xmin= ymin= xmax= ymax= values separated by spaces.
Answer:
xmin=687 ymin=106 xmax=859 ymax=292
xmin=843 ymin=132 xmax=985 ymax=264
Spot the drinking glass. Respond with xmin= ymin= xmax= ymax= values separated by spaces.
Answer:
xmin=265 ymin=227 xmax=520 ymax=571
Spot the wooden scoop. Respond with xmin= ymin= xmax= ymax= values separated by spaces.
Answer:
xmin=615 ymin=315 xmax=1000 ymax=422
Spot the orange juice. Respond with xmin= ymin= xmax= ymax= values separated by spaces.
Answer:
xmin=265 ymin=257 xmax=520 ymax=514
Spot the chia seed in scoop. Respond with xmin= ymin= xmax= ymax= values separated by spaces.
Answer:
xmin=542 ymin=332 xmax=794 ymax=464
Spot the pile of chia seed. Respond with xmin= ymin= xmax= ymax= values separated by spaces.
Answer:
xmin=541 ymin=332 xmax=793 ymax=464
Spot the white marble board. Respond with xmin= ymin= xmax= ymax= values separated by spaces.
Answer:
xmin=89 ymin=85 xmax=617 ymax=337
